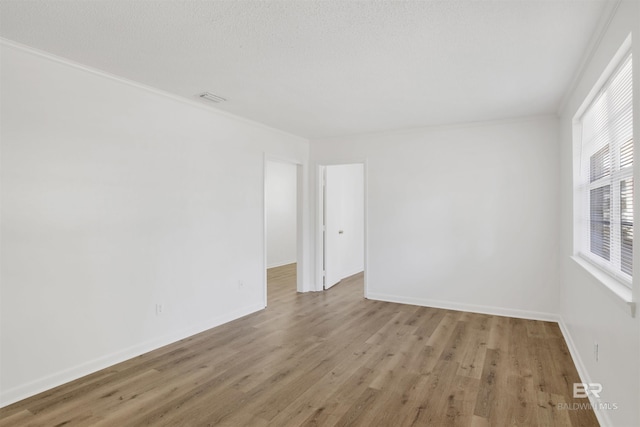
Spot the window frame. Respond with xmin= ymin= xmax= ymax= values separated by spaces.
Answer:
xmin=573 ymin=40 xmax=633 ymax=292
xmin=581 ymin=146 xmax=633 ymax=285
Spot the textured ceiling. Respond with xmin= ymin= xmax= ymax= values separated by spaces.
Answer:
xmin=0 ymin=0 xmax=608 ymax=139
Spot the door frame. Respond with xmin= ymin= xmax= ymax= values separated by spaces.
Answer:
xmin=316 ymin=161 xmax=368 ymax=298
xmin=263 ymin=155 xmax=305 ymax=308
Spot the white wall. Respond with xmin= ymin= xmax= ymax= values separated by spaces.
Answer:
xmin=558 ymin=1 xmax=640 ymax=426
xmin=324 ymin=164 xmax=364 ymax=286
xmin=311 ymin=116 xmax=561 ymax=319
xmin=0 ymin=42 xmax=310 ymax=406
xmin=266 ymin=161 xmax=297 ymax=268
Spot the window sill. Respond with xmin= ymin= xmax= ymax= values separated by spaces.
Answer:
xmin=571 ymin=256 xmax=635 ymax=317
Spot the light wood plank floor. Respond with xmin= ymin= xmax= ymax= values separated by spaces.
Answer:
xmin=0 ymin=263 xmax=598 ymax=426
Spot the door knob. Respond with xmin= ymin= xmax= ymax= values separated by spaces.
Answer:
xmin=338 ymin=230 xmax=344 ymax=234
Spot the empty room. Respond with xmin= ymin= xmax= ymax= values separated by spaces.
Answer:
xmin=1 ymin=1 xmax=639 ymax=426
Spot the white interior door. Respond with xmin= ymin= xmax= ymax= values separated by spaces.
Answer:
xmin=324 ymin=164 xmax=364 ymax=289
xmin=324 ymin=166 xmax=343 ymax=289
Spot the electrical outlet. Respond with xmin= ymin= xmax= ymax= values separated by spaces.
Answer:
xmin=238 ymin=280 xmax=244 ymax=289
xmin=594 ymin=342 xmax=599 ymax=362
xmin=156 ymin=304 xmax=164 ymax=315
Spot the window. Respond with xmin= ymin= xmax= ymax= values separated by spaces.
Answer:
xmin=576 ymin=50 xmax=633 ymax=286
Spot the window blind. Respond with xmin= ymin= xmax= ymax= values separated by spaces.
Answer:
xmin=578 ymin=52 xmax=633 ymax=285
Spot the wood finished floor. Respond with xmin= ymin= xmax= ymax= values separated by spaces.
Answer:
xmin=0 ymin=263 xmax=598 ymax=426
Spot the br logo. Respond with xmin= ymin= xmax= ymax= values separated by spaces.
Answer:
xmin=573 ymin=383 xmax=603 ymax=398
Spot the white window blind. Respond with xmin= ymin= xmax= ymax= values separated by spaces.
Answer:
xmin=577 ymin=52 xmax=633 ymax=286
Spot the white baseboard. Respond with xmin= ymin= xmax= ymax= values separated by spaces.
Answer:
xmin=366 ymin=292 xmax=559 ymax=322
xmin=341 ymin=268 xmax=365 ymax=281
xmin=557 ymin=316 xmax=611 ymax=427
xmin=266 ymin=260 xmax=297 ymax=269
xmin=0 ymin=303 xmax=264 ymax=408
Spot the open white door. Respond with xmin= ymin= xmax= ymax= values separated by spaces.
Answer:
xmin=323 ymin=164 xmax=364 ymax=289
xmin=324 ymin=166 xmax=343 ymax=289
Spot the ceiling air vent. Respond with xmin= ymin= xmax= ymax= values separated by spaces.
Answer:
xmin=199 ymin=92 xmax=227 ymax=103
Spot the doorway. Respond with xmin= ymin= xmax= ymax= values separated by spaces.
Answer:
xmin=264 ymin=159 xmax=302 ymax=306
xmin=321 ymin=163 xmax=365 ymax=292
